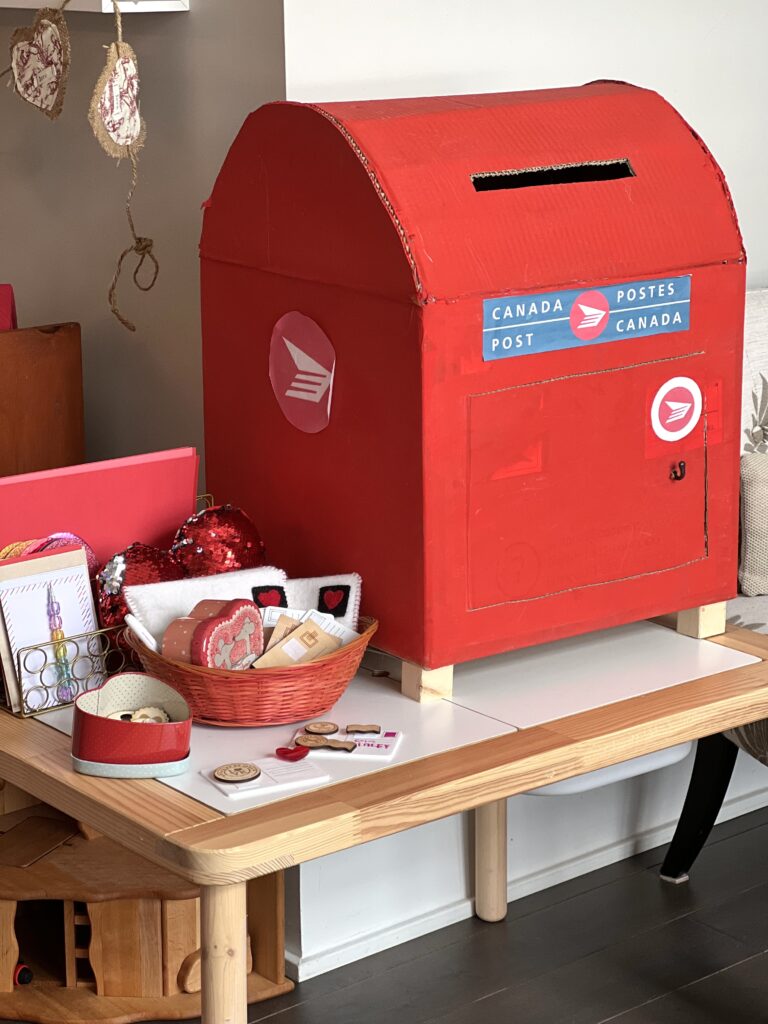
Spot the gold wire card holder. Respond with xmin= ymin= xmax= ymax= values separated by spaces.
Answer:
xmin=12 ymin=626 xmax=127 ymax=719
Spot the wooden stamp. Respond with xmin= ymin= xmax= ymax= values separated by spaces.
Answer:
xmin=294 ymin=735 xmax=356 ymax=752
xmin=345 ymin=723 xmax=381 ymax=735
xmin=304 ymin=721 xmax=339 ymax=736
xmin=213 ymin=763 xmax=261 ymax=783
xmin=325 ymin=739 xmax=357 ymax=752
xmin=294 ymin=735 xmax=328 ymax=749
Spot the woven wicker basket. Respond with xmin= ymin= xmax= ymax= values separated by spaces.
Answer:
xmin=125 ymin=617 xmax=378 ymax=727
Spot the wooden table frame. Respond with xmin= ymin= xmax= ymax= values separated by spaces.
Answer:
xmin=2 ymin=624 xmax=768 ymax=1023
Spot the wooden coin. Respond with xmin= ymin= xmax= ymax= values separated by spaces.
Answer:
xmin=345 ymin=723 xmax=381 ymax=735
xmin=294 ymin=734 xmax=328 ymax=749
xmin=213 ymin=762 xmax=261 ymax=783
xmin=304 ymin=721 xmax=339 ymax=735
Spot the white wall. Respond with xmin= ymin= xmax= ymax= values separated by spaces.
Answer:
xmin=281 ymin=0 xmax=768 ymax=979
xmin=284 ymin=0 xmax=768 ymax=289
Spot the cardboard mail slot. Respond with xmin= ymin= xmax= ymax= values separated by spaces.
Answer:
xmin=200 ymin=82 xmax=745 ymax=671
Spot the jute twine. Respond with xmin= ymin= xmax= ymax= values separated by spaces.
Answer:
xmin=108 ymin=147 xmax=159 ymax=332
xmin=4 ymin=0 xmax=158 ymax=330
xmin=98 ymin=0 xmax=158 ymax=332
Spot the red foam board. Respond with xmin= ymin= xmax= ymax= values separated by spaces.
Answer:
xmin=0 ymin=448 xmax=199 ymax=568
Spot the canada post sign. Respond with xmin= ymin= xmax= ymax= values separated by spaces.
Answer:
xmin=482 ymin=276 xmax=691 ymax=361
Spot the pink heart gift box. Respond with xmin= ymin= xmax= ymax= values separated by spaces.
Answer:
xmin=72 ymin=672 xmax=191 ymax=771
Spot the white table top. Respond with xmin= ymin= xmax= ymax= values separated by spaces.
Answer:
xmin=448 ymin=621 xmax=758 ymax=727
xmin=41 ymin=621 xmax=759 ymax=817
xmin=43 ymin=671 xmax=517 ymax=816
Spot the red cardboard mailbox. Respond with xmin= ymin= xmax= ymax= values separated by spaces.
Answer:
xmin=201 ymin=82 xmax=745 ymax=678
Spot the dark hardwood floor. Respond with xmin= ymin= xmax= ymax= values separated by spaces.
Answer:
xmin=252 ymin=805 xmax=768 ymax=1024
xmin=7 ymin=804 xmax=768 ymax=1024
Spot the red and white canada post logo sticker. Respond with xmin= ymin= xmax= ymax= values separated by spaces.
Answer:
xmin=269 ymin=311 xmax=335 ymax=434
xmin=569 ymin=289 xmax=610 ymax=342
xmin=650 ymin=376 xmax=702 ymax=442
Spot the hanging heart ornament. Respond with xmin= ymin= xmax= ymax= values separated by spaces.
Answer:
xmin=89 ymin=40 xmax=145 ymax=159
xmin=10 ymin=7 xmax=71 ymax=120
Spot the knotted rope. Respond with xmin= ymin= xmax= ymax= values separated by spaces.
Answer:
xmin=108 ymin=147 xmax=159 ymax=332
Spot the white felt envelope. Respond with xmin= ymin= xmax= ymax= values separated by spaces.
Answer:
xmin=125 ymin=566 xmax=287 ymax=643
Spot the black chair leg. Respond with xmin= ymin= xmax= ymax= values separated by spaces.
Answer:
xmin=660 ymin=732 xmax=738 ymax=884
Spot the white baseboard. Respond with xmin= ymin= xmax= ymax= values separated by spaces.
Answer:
xmin=285 ymin=785 xmax=768 ymax=982
xmin=285 ymin=895 xmax=474 ymax=981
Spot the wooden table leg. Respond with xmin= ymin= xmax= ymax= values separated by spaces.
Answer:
xmin=200 ymin=882 xmax=248 ymax=1024
xmin=474 ymin=799 xmax=508 ymax=922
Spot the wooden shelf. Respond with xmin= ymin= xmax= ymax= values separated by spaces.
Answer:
xmin=0 ymin=806 xmax=293 ymax=1020
xmin=0 ymin=827 xmax=198 ymax=903
xmin=0 ymin=969 xmax=291 ymax=1024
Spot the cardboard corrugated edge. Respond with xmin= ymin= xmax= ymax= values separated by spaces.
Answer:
xmin=307 ymin=104 xmax=426 ymax=303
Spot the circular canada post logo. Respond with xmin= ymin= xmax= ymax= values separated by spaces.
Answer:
xmin=269 ymin=311 xmax=336 ymax=434
xmin=650 ymin=377 xmax=703 ymax=442
xmin=569 ymin=289 xmax=611 ymax=342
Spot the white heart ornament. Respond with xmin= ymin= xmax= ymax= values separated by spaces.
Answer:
xmin=89 ymin=41 xmax=145 ymax=159
xmin=10 ymin=8 xmax=71 ymax=120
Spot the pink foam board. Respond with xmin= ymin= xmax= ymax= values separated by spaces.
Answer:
xmin=0 ymin=448 xmax=199 ymax=567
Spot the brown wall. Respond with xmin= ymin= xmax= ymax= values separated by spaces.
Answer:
xmin=0 ymin=1 xmax=286 ymax=475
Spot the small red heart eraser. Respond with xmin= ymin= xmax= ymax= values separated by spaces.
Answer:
xmin=275 ymin=746 xmax=311 ymax=762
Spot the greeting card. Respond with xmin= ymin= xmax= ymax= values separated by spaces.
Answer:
xmin=0 ymin=548 xmax=104 ymax=715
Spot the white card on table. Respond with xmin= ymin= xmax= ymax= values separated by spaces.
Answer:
xmin=202 ymin=756 xmax=331 ymax=800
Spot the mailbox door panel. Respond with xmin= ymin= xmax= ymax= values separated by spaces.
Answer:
xmin=467 ymin=363 xmax=708 ymax=609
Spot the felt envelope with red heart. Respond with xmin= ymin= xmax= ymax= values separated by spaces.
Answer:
xmin=251 ymin=574 xmax=362 ymax=630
